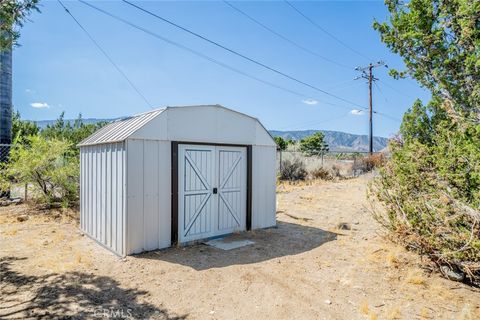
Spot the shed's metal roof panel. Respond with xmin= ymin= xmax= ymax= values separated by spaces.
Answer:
xmin=78 ymin=108 xmax=165 ymax=147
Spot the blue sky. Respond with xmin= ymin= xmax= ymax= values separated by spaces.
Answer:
xmin=13 ymin=0 xmax=430 ymax=137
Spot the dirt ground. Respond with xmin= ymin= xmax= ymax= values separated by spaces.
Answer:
xmin=1 ymin=175 xmax=479 ymax=320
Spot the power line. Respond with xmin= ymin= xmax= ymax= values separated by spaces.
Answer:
xmin=373 ymin=82 xmax=406 ymax=122
xmin=78 ymin=1 xmax=400 ymax=123
xmin=373 ymin=81 xmax=388 ymax=103
xmin=119 ymin=0 xmax=366 ymax=109
xmin=222 ymin=0 xmax=352 ymax=70
xmin=77 ymin=0 xmax=353 ymax=113
xmin=373 ymin=110 xmax=401 ymax=122
xmin=380 ymin=80 xmax=418 ymax=100
xmin=284 ymin=0 xmax=372 ymax=62
xmin=57 ymin=0 xmax=152 ymax=109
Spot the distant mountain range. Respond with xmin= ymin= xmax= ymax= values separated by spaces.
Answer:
xmin=270 ymin=130 xmax=389 ymax=152
xmin=32 ymin=118 xmax=389 ymax=152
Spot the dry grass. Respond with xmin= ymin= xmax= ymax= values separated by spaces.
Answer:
xmin=385 ymin=251 xmax=400 ymax=268
xmin=405 ymin=271 xmax=427 ymax=286
xmin=359 ymin=299 xmax=370 ymax=315
xmin=2 ymin=178 xmax=479 ymax=320
xmin=456 ymin=304 xmax=478 ymax=320
xmin=419 ymin=307 xmax=431 ymax=319
xmin=2 ymin=227 xmax=18 ymax=236
xmin=386 ymin=307 xmax=402 ymax=320
xmin=299 ymin=195 xmax=313 ymax=201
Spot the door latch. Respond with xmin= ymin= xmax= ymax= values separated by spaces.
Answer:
xmin=213 ymin=188 xmax=218 ymax=194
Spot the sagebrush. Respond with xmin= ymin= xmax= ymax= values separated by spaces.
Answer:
xmin=310 ymin=167 xmax=332 ymax=180
xmin=372 ymin=0 xmax=480 ymax=285
xmin=279 ymin=158 xmax=308 ymax=181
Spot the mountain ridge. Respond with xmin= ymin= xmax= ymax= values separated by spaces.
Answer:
xmin=270 ymin=130 xmax=389 ymax=152
xmin=31 ymin=118 xmax=389 ymax=152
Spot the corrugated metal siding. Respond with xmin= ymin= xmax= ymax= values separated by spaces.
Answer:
xmin=79 ymin=105 xmax=277 ymax=256
xmin=126 ymin=139 xmax=171 ymax=254
xmin=78 ymin=109 xmax=165 ymax=147
xmin=143 ymin=140 xmax=159 ymax=250
xmin=80 ymin=142 xmax=126 ymax=256
xmin=251 ymin=145 xmax=277 ymax=229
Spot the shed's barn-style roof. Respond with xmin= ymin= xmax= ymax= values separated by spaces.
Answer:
xmin=78 ymin=105 xmax=274 ymax=147
xmin=78 ymin=108 xmax=165 ymax=146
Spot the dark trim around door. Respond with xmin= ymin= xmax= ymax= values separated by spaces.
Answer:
xmin=171 ymin=141 xmax=252 ymax=246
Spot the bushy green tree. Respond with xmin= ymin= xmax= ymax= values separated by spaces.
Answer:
xmin=12 ymin=111 xmax=39 ymax=144
xmin=274 ymin=136 xmax=287 ymax=151
xmin=299 ymin=132 xmax=329 ymax=156
xmin=372 ymin=0 xmax=480 ymax=284
xmin=0 ymin=0 xmax=40 ymax=50
xmin=41 ymin=112 xmax=107 ymax=155
xmin=373 ymin=0 xmax=479 ymax=121
xmin=0 ymin=136 xmax=79 ymax=207
xmin=2 ymin=112 xmax=108 ymax=206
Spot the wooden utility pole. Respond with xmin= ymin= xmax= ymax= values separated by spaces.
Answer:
xmin=355 ymin=61 xmax=387 ymax=154
xmin=368 ymin=65 xmax=373 ymax=154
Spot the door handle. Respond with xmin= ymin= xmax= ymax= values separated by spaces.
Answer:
xmin=213 ymin=188 xmax=218 ymax=194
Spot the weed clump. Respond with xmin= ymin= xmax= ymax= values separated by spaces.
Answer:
xmin=310 ymin=167 xmax=332 ymax=180
xmin=278 ymin=158 xmax=308 ymax=181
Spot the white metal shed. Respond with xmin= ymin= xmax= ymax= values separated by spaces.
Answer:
xmin=78 ymin=105 xmax=277 ymax=256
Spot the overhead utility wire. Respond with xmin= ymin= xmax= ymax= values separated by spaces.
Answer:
xmin=374 ymin=111 xmax=401 ymax=122
xmin=224 ymin=1 xmax=400 ymax=123
xmin=77 ymin=0 xmax=352 ymax=112
xmin=119 ymin=0 xmax=366 ymax=109
xmin=380 ymin=80 xmax=418 ymax=100
xmin=57 ymin=0 xmax=152 ymax=108
xmin=374 ymin=81 xmax=388 ymax=103
xmin=222 ymin=1 xmax=396 ymax=120
xmin=222 ymin=0 xmax=352 ymax=70
xmin=284 ymin=0 xmax=372 ymax=62
xmin=79 ymin=1 xmax=400 ymax=123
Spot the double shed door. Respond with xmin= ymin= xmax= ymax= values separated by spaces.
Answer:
xmin=178 ymin=144 xmax=247 ymax=243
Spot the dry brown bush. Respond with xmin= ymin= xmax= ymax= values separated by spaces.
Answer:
xmin=279 ymin=158 xmax=308 ymax=181
xmin=354 ymin=153 xmax=386 ymax=173
xmin=310 ymin=167 xmax=333 ymax=180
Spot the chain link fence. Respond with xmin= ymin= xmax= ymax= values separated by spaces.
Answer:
xmin=0 ymin=144 xmax=26 ymax=200
xmin=276 ymin=150 xmax=381 ymax=178
xmin=0 ymin=144 xmax=12 ymax=199
xmin=0 ymin=143 xmax=11 ymax=164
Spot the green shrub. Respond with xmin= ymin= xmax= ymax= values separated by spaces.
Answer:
xmin=41 ymin=112 xmax=107 ymax=156
xmin=372 ymin=0 xmax=480 ymax=284
xmin=0 ymin=136 xmax=79 ymax=207
xmin=370 ymin=116 xmax=480 ymax=285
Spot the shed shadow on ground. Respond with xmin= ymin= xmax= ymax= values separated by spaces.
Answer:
xmin=135 ymin=221 xmax=338 ymax=270
xmin=0 ymin=256 xmax=186 ymax=320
